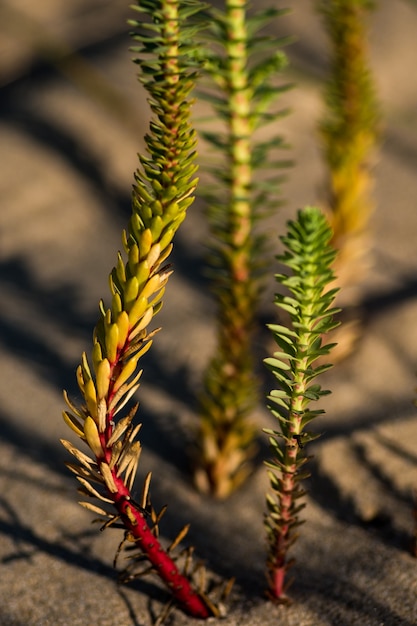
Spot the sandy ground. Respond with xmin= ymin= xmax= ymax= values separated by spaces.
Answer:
xmin=1 ymin=1 xmax=417 ymax=624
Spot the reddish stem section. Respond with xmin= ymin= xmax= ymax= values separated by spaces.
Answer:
xmin=99 ymin=343 xmax=212 ymax=617
xmin=115 ymin=494 xmax=212 ymax=618
xmin=268 ymin=467 xmax=295 ymax=601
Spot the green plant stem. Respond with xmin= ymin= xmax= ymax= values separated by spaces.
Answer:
xmin=266 ymin=350 xmax=312 ymax=600
xmin=264 ymin=207 xmax=339 ymax=601
xmin=195 ymin=0 xmax=259 ymax=499
xmin=228 ymin=0 xmax=252 ymax=254
xmin=194 ymin=1 xmax=290 ymax=497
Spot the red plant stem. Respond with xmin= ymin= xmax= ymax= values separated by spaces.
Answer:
xmin=97 ymin=423 xmax=213 ymax=617
xmin=268 ymin=414 xmax=301 ymax=600
xmin=93 ymin=333 xmax=213 ymax=617
xmin=114 ymin=490 xmax=212 ymax=618
xmin=269 ymin=462 xmax=296 ymax=600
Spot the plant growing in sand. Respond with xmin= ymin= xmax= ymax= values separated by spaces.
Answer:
xmin=60 ymin=0 xmax=230 ymax=619
xmin=317 ymin=0 xmax=380 ymax=353
xmin=57 ymin=0 xmax=395 ymax=618
xmin=193 ymin=0 xmax=292 ymax=498
xmin=264 ymin=207 xmax=339 ymax=601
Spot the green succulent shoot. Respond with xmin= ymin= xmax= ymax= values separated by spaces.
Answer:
xmin=264 ymin=206 xmax=340 ymax=602
xmin=193 ymin=0 xmax=292 ymax=499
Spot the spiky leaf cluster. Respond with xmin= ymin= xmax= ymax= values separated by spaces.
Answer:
xmin=61 ymin=1 xmax=223 ymax=619
xmin=198 ymin=2 xmax=292 ymax=279
xmin=193 ymin=0 xmax=292 ymax=499
xmin=264 ymin=206 xmax=340 ymax=602
xmin=198 ymin=4 xmax=292 ymax=215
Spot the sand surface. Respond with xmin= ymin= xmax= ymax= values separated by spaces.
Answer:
xmin=1 ymin=1 xmax=417 ymax=624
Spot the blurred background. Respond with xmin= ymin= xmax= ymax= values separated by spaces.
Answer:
xmin=0 ymin=1 xmax=417 ymax=622
xmin=1 ymin=0 xmax=417 ymax=455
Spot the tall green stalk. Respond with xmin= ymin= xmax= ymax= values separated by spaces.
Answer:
xmin=194 ymin=1 xmax=291 ymax=498
xmin=60 ymin=1 xmax=225 ymax=618
xmin=264 ymin=207 xmax=339 ymax=602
